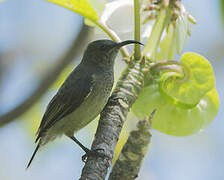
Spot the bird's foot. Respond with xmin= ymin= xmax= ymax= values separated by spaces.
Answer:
xmin=68 ymin=136 xmax=109 ymax=162
xmin=82 ymin=148 xmax=109 ymax=163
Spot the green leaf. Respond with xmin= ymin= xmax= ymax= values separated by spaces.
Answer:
xmin=132 ymin=53 xmax=219 ymax=136
xmin=157 ymin=15 xmax=192 ymax=61
xmin=132 ymin=81 xmax=219 ymax=136
xmin=143 ymin=8 xmax=172 ymax=59
xmin=88 ymin=0 xmax=105 ymax=14
xmin=47 ymin=0 xmax=99 ymax=22
xmin=157 ymin=23 xmax=176 ymax=61
xmin=84 ymin=0 xmax=105 ymax=26
xmin=175 ymin=15 xmax=188 ymax=55
xmin=160 ymin=53 xmax=215 ymax=107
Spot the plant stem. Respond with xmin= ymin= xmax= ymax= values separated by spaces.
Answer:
xmin=95 ymin=21 xmax=130 ymax=58
xmin=134 ymin=0 xmax=141 ymax=60
xmin=109 ymin=110 xmax=155 ymax=180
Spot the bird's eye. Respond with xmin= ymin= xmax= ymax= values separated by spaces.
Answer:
xmin=100 ymin=45 xmax=107 ymax=51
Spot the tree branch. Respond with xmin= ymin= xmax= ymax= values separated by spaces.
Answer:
xmin=80 ymin=60 xmax=145 ymax=180
xmin=0 ymin=22 xmax=93 ymax=127
xmin=109 ymin=110 xmax=155 ymax=180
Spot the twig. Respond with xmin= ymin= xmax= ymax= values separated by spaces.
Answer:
xmin=134 ymin=0 xmax=141 ymax=60
xmin=109 ymin=110 xmax=156 ymax=180
xmin=80 ymin=60 xmax=145 ymax=180
xmin=0 ymin=22 xmax=93 ymax=127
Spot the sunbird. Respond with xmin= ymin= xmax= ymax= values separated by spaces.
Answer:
xmin=27 ymin=39 xmax=143 ymax=168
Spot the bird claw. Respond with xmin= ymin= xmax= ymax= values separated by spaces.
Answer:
xmin=81 ymin=148 xmax=109 ymax=163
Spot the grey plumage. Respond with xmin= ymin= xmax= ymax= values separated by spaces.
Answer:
xmin=27 ymin=39 xmax=143 ymax=169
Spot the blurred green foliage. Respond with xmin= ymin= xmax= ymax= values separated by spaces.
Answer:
xmin=221 ymin=0 xmax=224 ymax=24
xmin=21 ymin=103 xmax=42 ymax=136
xmin=51 ymin=64 xmax=74 ymax=90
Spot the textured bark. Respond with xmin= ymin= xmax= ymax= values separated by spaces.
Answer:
xmin=80 ymin=60 xmax=145 ymax=180
xmin=109 ymin=110 xmax=155 ymax=180
xmin=0 ymin=23 xmax=93 ymax=127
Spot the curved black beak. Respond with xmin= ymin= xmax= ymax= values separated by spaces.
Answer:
xmin=115 ymin=40 xmax=144 ymax=48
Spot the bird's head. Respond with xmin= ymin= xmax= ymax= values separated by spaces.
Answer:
xmin=82 ymin=39 xmax=143 ymax=68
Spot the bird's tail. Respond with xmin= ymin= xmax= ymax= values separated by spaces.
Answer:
xmin=26 ymin=141 xmax=41 ymax=169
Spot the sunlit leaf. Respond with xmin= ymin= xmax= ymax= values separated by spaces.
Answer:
xmin=160 ymin=53 xmax=215 ymax=107
xmin=88 ymin=0 xmax=105 ymax=14
xmin=132 ymin=81 xmax=219 ymax=136
xmin=175 ymin=15 xmax=188 ymax=55
xmin=143 ymin=8 xmax=172 ymax=60
xmin=47 ymin=0 xmax=99 ymax=22
xmin=157 ymin=23 xmax=176 ymax=61
xmin=84 ymin=0 xmax=106 ymax=26
xmin=132 ymin=53 xmax=219 ymax=136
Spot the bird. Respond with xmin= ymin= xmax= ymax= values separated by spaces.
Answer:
xmin=26 ymin=39 xmax=143 ymax=169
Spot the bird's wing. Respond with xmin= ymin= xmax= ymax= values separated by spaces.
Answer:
xmin=36 ymin=71 xmax=94 ymax=142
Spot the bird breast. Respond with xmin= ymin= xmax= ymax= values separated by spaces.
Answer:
xmin=62 ymin=70 xmax=114 ymax=135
